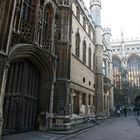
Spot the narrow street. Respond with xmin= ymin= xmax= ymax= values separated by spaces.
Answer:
xmin=2 ymin=116 xmax=140 ymax=140
xmin=65 ymin=116 xmax=140 ymax=140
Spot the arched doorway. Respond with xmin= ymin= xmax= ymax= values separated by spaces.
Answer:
xmin=1 ymin=44 xmax=54 ymax=135
xmin=3 ymin=59 xmax=40 ymax=134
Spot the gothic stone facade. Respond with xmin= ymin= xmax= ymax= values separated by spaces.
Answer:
xmin=112 ymin=37 xmax=140 ymax=108
xmin=0 ymin=0 xmax=114 ymax=137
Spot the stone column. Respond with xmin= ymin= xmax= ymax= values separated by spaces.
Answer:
xmin=48 ymin=56 xmax=58 ymax=129
xmin=105 ymin=93 xmax=109 ymax=114
xmin=106 ymin=60 xmax=109 ymax=78
xmin=0 ymin=63 xmax=9 ymax=138
xmin=85 ymin=94 xmax=89 ymax=115
xmin=48 ymin=81 xmax=55 ymax=129
xmin=109 ymin=87 xmax=114 ymax=110
xmin=79 ymin=93 xmax=82 ymax=115
xmin=92 ymin=95 xmax=95 ymax=114
xmin=95 ymin=73 xmax=104 ymax=117
xmin=90 ymin=94 xmax=93 ymax=114
xmin=6 ymin=0 xmax=17 ymax=54
xmin=33 ymin=0 xmax=40 ymax=45
xmin=104 ymin=94 xmax=106 ymax=112
xmin=70 ymin=89 xmax=74 ymax=115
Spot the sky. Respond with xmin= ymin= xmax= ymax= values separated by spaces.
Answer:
xmin=83 ymin=0 xmax=140 ymax=40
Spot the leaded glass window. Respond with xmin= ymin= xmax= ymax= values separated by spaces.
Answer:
xmin=112 ymin=57 xmax=122 ymax=89
xmin=127 ymin=55 xmax=140 ymax=87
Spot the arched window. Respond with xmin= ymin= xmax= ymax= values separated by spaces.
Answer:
xmin=93 ymin=52 xmax=96 ymax=71
xmin=112 ymin=57 xmax=122 ymax=89
xmin=76 ymin=6 xmax=80 ymax=20
xmin=75 ymin=32 xmax=80 ymax=57
xmin=12 ymin=0 xmax=36 ymax=42
xmin=93 ymin=30 xmax=96 ymax=42
xmin=21 ymin=0 xmax=34 ymax=22
xmin=83 ymin=16 xmax=86 ymax=30
xmin=88 ymin=25 xmax=91 ymax=37
xmin=103 ymin=60 xmax=106 ymax=75
xmin=127 ymin=54 xmax=140 ymax=87
xmin=42 ymin=4 xmax=53 ymax=51
xmin=88 ymin=47 xmax=92 ymax=68
xmin=83 ymin=41 xmax=86 ymax=63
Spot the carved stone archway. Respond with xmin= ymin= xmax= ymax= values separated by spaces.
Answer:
xmin=1 ymin=44 xmax=55 ymax=135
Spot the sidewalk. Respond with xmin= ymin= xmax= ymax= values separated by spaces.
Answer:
xmin=2 ymin=118 xmax=111 ymax=140
xmin=49 ymin=122 xmax=96 ymax=135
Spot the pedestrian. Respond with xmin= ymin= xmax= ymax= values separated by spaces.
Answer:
xmin=136 ymin=107 xmax=139 ymax=116
xmin=117 ymin=109 xmax=120 ymax=117
xmin=123 ymin=107 xmax=127 ymax=117
xmin=133 ymin=106 xmax=136 ymax=115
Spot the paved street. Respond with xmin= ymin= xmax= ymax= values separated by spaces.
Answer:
xmin=2 ymin=131 xmax=65 ymax=140
xmin=65 ymin=116 xmax=140 ymax=140
xmin=2 ymin=116 xmax=140 ymax=140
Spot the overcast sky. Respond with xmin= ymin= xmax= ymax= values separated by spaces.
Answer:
xmin=83 ymin=0 xmax=140 ymax=40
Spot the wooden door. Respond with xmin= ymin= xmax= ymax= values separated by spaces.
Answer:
xmin=3 ymin=59 xmax=40 ymax=135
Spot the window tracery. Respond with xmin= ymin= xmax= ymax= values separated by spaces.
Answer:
xmin=127 ymin=55 xmax=140 ymax=87
xmin=42 ymin=4 xmax=53 ymax=51
xmin=112 ymin=58 xmax=122 ymax=89
xmin=12 ymin=0 xmax=36 ymax=44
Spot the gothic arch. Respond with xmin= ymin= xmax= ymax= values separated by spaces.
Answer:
xmin=112 ymin=54 xmax=121 ymax=61
xmin=75 ymin=32 xmax=80 ymax=58
xmin=8 ymin=44 xmax=54 ymax=78
xmin=83 ymin=40 xmax=86 ymax=63
xmin=127 ymin=53 xmax=140 ymax=61
xmin=112 ymin=55 xmax=121 ymax=69
xmin=127 ymin=54 xmax=140 ymax=68
xmin=2 ymin=44 xmax=54 ymax=134
xmin=112 ymin=55 xmax=122 ymax=89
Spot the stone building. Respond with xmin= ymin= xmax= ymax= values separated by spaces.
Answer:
xmin=112 ymin=33 xmax=140 ymax=108
xmin=0 ymin=0 xmax=113 ymax=137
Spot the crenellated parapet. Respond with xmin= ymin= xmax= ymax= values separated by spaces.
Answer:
xmin=90 ymin=0 xmax=101 ymax=8
xmin=103 ymin=28 xmax=111 ymax=36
